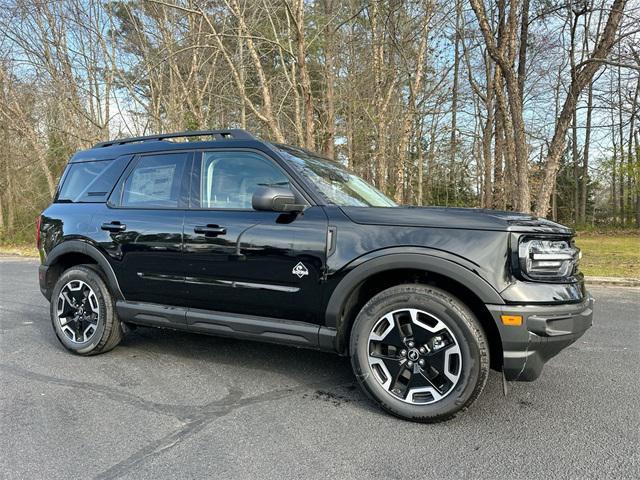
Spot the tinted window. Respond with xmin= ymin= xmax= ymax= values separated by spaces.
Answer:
xmin=57 ymin=160 xmax=112 ymax=203
xmin=275 ymin=144 xmax=396 ymax=207
xmin=200 ymin=151 xmax=289 ymax=209
xmin=121 ymin=153 xmax=188 ymax=208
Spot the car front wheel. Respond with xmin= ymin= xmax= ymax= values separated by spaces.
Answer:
xmin=350 ymin=284 xmax=489 ymax=422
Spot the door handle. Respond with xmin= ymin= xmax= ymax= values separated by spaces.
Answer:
xmin=101 ymin=221 xmax=126 ymax=232
xmin=194 ymin=225 xmax=227 ymax=237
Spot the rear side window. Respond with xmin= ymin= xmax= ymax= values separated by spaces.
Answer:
xmin=121 ymin=153 xmax=188 ymax=208
xmin=57 ymin=157 xmax=129 ymax=203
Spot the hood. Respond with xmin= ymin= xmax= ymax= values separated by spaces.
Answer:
xmin=340 ymin=206 xmax=573 ymax=234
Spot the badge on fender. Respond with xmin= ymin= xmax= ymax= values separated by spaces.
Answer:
xmin=292 ymin=262 xmax=309 ymax=278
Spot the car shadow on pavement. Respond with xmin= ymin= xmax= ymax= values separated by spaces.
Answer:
xmin=114 ymin=324 xmax=506 ymax=417
xmin=121 ymin=324 xmax=361 ymax=388
xmin=27 ymin=307 xmax=505 ymax=419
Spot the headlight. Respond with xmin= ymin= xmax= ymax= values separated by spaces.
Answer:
xmin=518 ymin=238 xmax=580 ymax=281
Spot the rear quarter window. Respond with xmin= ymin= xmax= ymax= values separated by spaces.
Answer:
xmin=56 ymin=157 xmax=130 ymax=203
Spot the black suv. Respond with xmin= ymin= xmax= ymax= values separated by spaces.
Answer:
xmin=37 ymin=129 xmax=593 ymax=422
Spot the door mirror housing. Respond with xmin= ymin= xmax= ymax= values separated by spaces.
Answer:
xmin=252 ymin=186 xmax=306 ymax=212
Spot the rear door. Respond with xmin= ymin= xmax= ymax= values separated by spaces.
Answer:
xmin=96 ymin=151 xmax=192 ymax=306
xmin=182 ymin=149 xmax=328 ymax=323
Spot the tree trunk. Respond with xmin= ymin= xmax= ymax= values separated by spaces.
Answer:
xmin=370 ymin=3 xmax=385 ymax=189
xmin=321 ymin=0 xmax=336 ymax=158
xmin=3 ymin=158 xmax=15 ymax=233
xmin=552 ymin=179 xmax=557 ymax=221
xmin=239 ymin=40 xmax=246 ymax=129
xmin=0 ymin=194 xmax=4 ymax=236
xmin=189 ymin=1 xmax=285 ymax=142
xmin=470 ymin=0 xmax=531 ymax=212
xmin=534 ymin=0 xmax=627 ymax=217
xmin=482 ymin=89 xmax=494 ymax=208
xmin=394 ymin=9 xmax=430 ymax=203
xmin=493 ymin=87 xmax=505 ymax=209
xmin=580 ymin=82 xmax=593 ymax=223
xmin=572 ymin=108 xmax=579 ymax=224
xmin=417 ymin=120 xmax=425 ymax=206
xmin=292 ymin=0 xmax=315 ymax=149
xmin=450 ymin=0 xmax=461 ymax=169
xmin=618 ymin=56 xmax=625 ymax=224
xmin=612 ymin=145 xmax=618 ymax=222
xmin=228 ymin=0 xmax=286 ymax=141
xmin=517 ymin=0 xmax=530 ymax=98
xmin=494 ymin=69 xmax=517 ymax=208
xmin=628 ymin=75 xmax=640 ymax=226
xmin=426 ymin=118 xmax=438 ymax=205
xmin=635 ymin=131 xmax=640 ymax=227
xmin=503 ymin=73 xmax=530 ymax=212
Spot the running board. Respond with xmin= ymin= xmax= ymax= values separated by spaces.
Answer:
xmin=115 ymin=300 xmax=336 ymax=351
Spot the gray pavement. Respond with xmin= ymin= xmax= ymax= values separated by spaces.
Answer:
xmin=1 ymin=257 xmax=638 ymax=480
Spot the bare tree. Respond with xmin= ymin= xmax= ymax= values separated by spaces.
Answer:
xmin=0 ymin=0 xmax=637 ymax=242
xmin=535 ymin=0 xmax=628 ymax=217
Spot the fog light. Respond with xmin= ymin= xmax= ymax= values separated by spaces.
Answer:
xmin=501 ymin=315 xmax=523 ymax=326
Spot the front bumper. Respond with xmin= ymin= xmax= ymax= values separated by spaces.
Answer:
xmin=487 ymin=295 xmax=594 ymax=381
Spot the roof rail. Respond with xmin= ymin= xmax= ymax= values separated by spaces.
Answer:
xmin=93 ymin=129 xmax=255 ymax=148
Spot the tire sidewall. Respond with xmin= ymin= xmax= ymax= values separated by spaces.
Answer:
xmin=50 ymin=267 xmax=111 ymax=355
xmin=351 ymin=285 xmax=487 ymax=421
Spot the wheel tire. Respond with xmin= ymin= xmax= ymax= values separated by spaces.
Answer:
xmin=50 ymin=265 xmax=124 ymax=355
xmin=350 ymin=284 xmax=489 ymax=422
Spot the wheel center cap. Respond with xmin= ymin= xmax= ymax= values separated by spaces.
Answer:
xmin=407 ymin=349 xmax=420 ymax=361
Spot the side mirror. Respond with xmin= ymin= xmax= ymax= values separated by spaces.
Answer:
xmin=252 ymin=186 xmax=306 ymax=213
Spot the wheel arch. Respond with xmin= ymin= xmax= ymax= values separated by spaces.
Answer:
xmin=42 ymin=240 xmax=124 ymax=301
xmin=325 ymin=253 xmax=504 ymax=369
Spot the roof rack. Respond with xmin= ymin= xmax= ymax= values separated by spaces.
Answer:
xmin=93 ymin=129 xmax=256 ymax=148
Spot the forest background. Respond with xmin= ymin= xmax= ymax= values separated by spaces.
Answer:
xmin=0 ymin=0 xmax=638 ymax=277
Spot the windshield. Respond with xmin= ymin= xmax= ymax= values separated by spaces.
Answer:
xmin=274 ymin=144 xmax=396 ymax=207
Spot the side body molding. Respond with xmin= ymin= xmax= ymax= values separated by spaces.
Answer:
xmin=43 ymin=240 xmax=125 ymax=300
xmin=324 ymin=251 xmax=505 ymax=351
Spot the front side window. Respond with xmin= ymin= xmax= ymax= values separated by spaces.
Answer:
xmin=121 ymin=153 xmax=188 ymax=208
xmin=199 ymin=151 xmax=289 ymax=209
xmin=274 ymin=144 xmax=396 ymax=207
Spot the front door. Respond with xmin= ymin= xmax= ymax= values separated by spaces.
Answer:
xmin=182 ymin=149 xmax=327 ymax=323
xmin=98 ymin=151 xmax=191 ymax=306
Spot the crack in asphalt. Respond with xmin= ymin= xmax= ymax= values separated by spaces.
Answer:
xmin=0 ymin=363 xmax=350 ymax=480
xmin=0 ymin=298 xmax=49 ymax=310
xmin=0 ymin=363 xmax=198 ymax=421
xmin=0 ymin=306 xmax=48 ymax=318
xmin=91 ymin=383 xmax=320 ymax=480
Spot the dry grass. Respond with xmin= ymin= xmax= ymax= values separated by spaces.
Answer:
xmin=0 ymin=244 xmax=38 ymax=258
xmin=575 ymin=232 xmax=639 ymax=278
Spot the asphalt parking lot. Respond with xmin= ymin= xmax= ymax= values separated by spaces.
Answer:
xmin=1 ymin=257 xmax=638 ymax=480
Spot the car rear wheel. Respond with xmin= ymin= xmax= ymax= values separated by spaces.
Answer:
xmin=50 ymin=265 xmax=124 ymax=355
xmin=350 ymin=284 xmax=489 ymax=422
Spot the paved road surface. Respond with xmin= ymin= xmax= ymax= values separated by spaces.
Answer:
xmin=1 ymin=257 xmax=638 ymax=479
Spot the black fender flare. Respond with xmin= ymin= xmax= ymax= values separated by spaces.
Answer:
xmin=324 ymin=251 xmax=504 ymax=351
xmin=44 ymin=240 xmax=125 ymax=300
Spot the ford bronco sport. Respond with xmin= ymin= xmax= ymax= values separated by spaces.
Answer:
xmin=37 ymin=129 xmax=593 ymax=422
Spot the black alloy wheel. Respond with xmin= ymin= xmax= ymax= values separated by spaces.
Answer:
xmin=56 ymin=279 xmax=100 ymax=344
xmin=50 ymin=265 xmax=124 ymax=355
xmin=350 ymin=284 xmax=489 ymax=422
xmin=367 ymin=307 xmax=462 ymax=405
